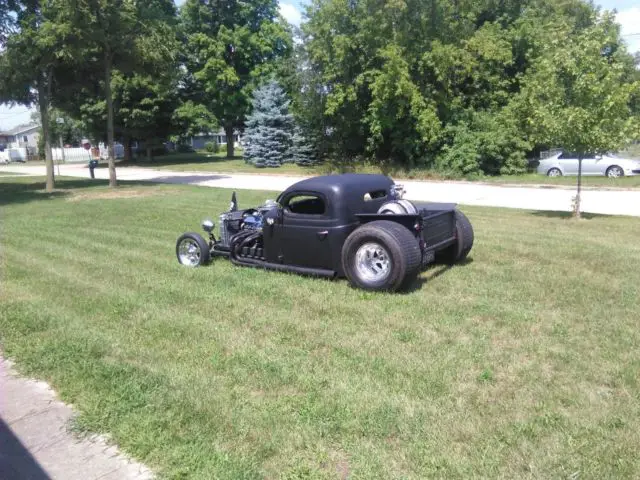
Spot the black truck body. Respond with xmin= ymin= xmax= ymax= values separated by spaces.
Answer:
xmin=176 ymin=174 xmax=473 ymax=291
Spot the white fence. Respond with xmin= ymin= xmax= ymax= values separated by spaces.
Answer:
xmin=0 ymin=144 xmax=126 ymax=164
xmin=52 ymin=147 xmax=93 ymax=163
xmin=53 ymin=144 xmax=124 ymax=163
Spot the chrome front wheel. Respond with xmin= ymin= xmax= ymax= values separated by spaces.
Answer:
xmin=176 ymin=233 xmax=210 ymax=267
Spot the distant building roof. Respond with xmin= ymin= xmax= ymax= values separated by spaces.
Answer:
xmin=3 ymin=122 xmax=40 ymax=136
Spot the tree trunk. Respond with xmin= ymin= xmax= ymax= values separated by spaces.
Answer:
xmin=37 ymin=79 xmax=54 ymax=192
xmin=225 ymin=125 xmax=235 ymax=158
xmin=123 ymin=136 xmax=132 ymax=162
xmin=146 ymin=145 xmax=152 ymax=162
xmin=105 ymin=48 xmax=117 ymax=187
xmin=574 ymin=155 xmax=583 ymax=218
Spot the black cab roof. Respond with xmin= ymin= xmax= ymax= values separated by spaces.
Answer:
xmin=278 ymin=174 xmax=396 ymax=219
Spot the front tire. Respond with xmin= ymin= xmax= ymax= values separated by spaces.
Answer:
xmin=176 ymin=232 xmax=210 ymax=267
xmin=342 ymin=220 xmax=421 ymax=292
xmin=606 ymin=165 xmax=624 ymax=178
xmin=547 ymin=168 xmax=562 ymax=177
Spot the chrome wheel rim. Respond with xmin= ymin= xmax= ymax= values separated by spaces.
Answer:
xmin=607 ymin=167 xmax=623 ymax=178
xmin=178 ymin=238 xmax=201 ymax=266
xmin=355 ymin=242 xmax=391 ymax=282
xmin=548 ymin=169 xmax=561 ymax=177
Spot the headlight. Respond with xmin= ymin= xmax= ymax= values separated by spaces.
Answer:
xmin=202 ymin=219 xmax=215 ymax=232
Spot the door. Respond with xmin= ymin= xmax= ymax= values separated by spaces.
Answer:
xmin=579 ymin=153 xmax=598 ymax=175
xmin=558 ymin=152 xmax=579 ymax=174
xmin=269 ymin=193 xmax=334 ymax=270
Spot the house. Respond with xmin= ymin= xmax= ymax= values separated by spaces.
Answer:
xmin=0 ymin=123 xmax=40 ymax=162
xmin=190 ymin=128 xmax=242 ymax=150
xmin=0 ymin=123 xmax=40 ymax=149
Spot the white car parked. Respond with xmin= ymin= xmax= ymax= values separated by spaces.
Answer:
xmin=537 ymin=152 xmax=640 ymax=178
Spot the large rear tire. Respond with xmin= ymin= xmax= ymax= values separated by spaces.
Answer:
xmin=438 ymin=210 xmax=474 ymax=265
xmin=342 ymin=220 xmax=421 ymax=292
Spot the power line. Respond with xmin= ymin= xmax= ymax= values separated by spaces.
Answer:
xmin=0 ymin=110 xmax=32 ymax=117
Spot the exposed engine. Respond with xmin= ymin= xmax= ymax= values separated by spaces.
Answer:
xmin=217 ymin=198 xmax=278 ymax=261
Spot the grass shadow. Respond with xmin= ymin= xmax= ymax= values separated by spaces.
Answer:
xmin=0 ymin=177 xmax=168 ymax=207
xmin=529 ymin=210 xmax=611 ymax=220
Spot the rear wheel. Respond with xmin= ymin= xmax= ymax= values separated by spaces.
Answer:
xmin=547 ymin=168 xmax=562 ymax=177
xmin=606 ymin=165 xmax=624 ymax=178
xmin=342 ymin=220 xmax=421 ymax=292
xmin=438 ymin=210 xmax=474 ymax=265
xmin=176 ymin=232 xmax=210 ymax=267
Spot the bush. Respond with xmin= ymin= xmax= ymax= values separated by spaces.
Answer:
xmin=204 ymin=141 xmax=218 ymax=153
xmin=176 ymin=143 xmax=195 ymax=153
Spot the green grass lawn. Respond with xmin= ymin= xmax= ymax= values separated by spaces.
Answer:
xmin=1 ymin=176 xmax=640 ymax=479
xmin=117 ymin=151 xmax=640 ymax=188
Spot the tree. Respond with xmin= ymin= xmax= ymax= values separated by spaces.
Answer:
xmin=301 ymin=0 xmax=637 ymax=176
xmin=180 ymin=0 xmax=292 ymax=158
xmin=0 ymin=0 xmax=69 ymax=192
xmin=243 ymin=81 xmax=294 ymax=168
xmin=55 ymin=0 xmax=178 ymax=186
xmin=290 ymin=125 xmax=318 ymax=166
xmin=521 ymin=11 xmax=640 ymax=217
xmin=172 ymin=101 xmax=218 ymax=145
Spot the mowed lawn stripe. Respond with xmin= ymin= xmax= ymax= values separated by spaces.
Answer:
xmin=1 ymin=176 xmax=640 ymax=478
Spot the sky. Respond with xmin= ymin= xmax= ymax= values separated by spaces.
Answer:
xmin=0 ymin=0 xmax=637 ymax=130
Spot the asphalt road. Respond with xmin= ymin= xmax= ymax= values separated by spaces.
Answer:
xmin=2 ymin=163 xmax=640 ymax=217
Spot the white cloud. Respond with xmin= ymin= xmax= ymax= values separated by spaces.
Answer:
xmin=279 ymin=2 xmax=303 ymax=27
xmin=616 ymin=7 xmax=640 ymax=53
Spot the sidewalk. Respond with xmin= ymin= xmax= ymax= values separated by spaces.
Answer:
xmin=0 ymin=357 xmax=153 ymax=480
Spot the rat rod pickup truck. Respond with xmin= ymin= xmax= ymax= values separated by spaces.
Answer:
xmin=176 ymin=174 xmax=473 ymax=292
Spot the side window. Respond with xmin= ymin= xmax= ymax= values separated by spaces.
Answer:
xmin=285 ymin=194 xmax=326 ymax=215
xmin=559 ymin=152 xmax=576 ymax=160
xmin=364 ymin=190 xmax=387 ymax=202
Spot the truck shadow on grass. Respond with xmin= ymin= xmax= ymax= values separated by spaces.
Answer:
xmin=402 ymin=258 xmax=474 ymax=293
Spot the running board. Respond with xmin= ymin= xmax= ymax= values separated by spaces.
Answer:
xmin=230 ymin=256 xmax=337 ymax=278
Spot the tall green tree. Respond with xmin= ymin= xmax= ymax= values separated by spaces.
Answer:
xmin=520 ymin=11 xmax=640 ymax=217
xmin=56 ymin=0 xmax=178 ymax=186
xmin=0 ymin=0 xmax=69 ymax=192
xmin=180 ymin=0 xmax=292 ymax=158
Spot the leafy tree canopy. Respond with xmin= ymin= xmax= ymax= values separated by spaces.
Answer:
xmin=180 ymin=0 xmax=293 ymax=158
xmin=301 ymin=0 xmax=639 ymax=175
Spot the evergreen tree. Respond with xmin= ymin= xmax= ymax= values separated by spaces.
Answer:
xmin=243 ymin=81 xmax=294 ymax=168
xmin=290 ymin=125 xmax=318 ymax=166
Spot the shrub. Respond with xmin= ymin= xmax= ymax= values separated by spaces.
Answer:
xmin=176 ymin=144 xmax=195 ymax=153
xmin=204 ymin=142 xmax=220 ymax=153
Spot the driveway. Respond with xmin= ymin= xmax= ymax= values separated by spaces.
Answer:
xmin=2 ymin=163 xmax=640 ymax=217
